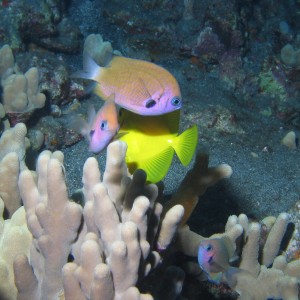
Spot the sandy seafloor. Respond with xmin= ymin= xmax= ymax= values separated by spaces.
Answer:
xmin=60 ymin=0 xmax=300 ymax=239
xmin=62 ymin=64 xmax=300 ymax=236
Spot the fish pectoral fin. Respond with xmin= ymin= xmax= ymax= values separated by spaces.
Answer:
xmin=208 ymin=271 xmax=223 ymax=284
xmin=68 ymin=113 xmax=90 ymax=138
xmin=87 ymin=104 xmax=96 ymax=126
xmin=141 ymin=147 xmax=174 ymax=183
xmin=100 ymin=50 xmax=114 ymax=67
xmin=172 ymin=125 xmax=198 ymax=166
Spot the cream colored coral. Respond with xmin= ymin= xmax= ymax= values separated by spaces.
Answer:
xmin=176 ymin=212 xmax=299 ymax=299
xmin=0 ymin=103 xmax=10 ymax=131
xmin=15 ymin=141 xmax=184 ymax=299
xmin=16 ymin=150 xmax=82 ymax=300
xmin=0 ymin=197 xmax=32 ymax=300
xmin=0 ymin=44 xmax=14 ymax=81
xmin=0 ymin=123 xmax=28 ymax=215
xmin=0 ymin=44 xmax=46 ymax=115
xmin=66 ymin=141 xmax=183 ymax=299
xmin=221 ymin=213 xmax=298 ymax=299
xmin=0 ymin=153 xmax=21 ymax=217
xmin=2 ymin=67 xmax=46 ymax=113
xmin=0 ymin=123 xmax=27 ymax=170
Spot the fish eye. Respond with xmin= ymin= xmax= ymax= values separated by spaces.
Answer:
xmin=145 ymin=99 xmax=157 ymax=108
xmin=171 ymin=97 xmax=181 ymax=107
xmin=89 ymin=130 xmax=95 ymax=137
xmin=205 ymin=244 xmax=213 ymax=252
xmin=100 ymin=120 xmax=108 ymax=130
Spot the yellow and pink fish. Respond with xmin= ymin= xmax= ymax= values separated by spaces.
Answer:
xmin=73 ymin=52 xmax=182 ymax=116
xmin=71 ymin=100 xmax=198 ymax=183
xmin=72 ymin=53 xmax=197 ymax=182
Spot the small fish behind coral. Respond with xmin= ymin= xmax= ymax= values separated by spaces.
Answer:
xmin=73 ymin=52 xmax=182 ymax=116
xmin=198 ymin=236 xmax=238 ymax=284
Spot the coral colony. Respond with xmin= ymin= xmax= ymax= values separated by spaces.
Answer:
xmin=0 ymin=1 xmax=300 ymax=299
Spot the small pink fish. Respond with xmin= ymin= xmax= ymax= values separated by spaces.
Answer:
xmin=198 ymin=237 xmax=246 ymax=288
xmin=70 ymin=100 xmax=119 ymax=153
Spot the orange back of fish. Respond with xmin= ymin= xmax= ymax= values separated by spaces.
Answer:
xmin=94 ymin=56 xmax=181 ymax=105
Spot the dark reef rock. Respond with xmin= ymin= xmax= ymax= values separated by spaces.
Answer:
xmin=34 ymin=115 xmax=82 ymax=151
xmin=103 ymin=0 xmax=184 ymax=56
xmin=0 ymin=0 xmax=82 ymax=53
xmin=15 ymin=50 xmax=85 ymax=106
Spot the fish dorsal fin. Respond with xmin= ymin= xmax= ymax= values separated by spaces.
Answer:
xmin=172 ymin=124 xmax=198 ymax=166
xmin=139 ymin=147 xmax=174 ymax=183
xmin=68 ymin=113 xmax=90 ymax=138
xmin=164 ymin=109 xmax=180 ymax=134
xmin=99 ymin=49 xmax=114 ymax=67
xmin=87 ymin=105 xmax=96 ymax=127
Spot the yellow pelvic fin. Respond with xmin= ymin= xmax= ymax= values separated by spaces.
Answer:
xmin=136 ymin=147 xmax=174 ymax=183
xmin=172 ymin=124 xmax=198 ymax=166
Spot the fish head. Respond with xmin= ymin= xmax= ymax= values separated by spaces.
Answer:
xmin=89 ymin=101 xmax=119 ymax=153
xmin=141 ymin=93 xmax=182 ymax=116
xmin=198 ymin=238 xmax=230 ymax=275
xmin=162 ymin=95 xmax=182 ymax=114
xmin=144 ymin=93 xmax=182 ymax=115
xmin=198 ymin=240 xmax=216 ymax=273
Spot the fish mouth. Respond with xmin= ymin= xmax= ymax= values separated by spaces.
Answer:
xmin=89 ymin=130 xmax=95 ymax=137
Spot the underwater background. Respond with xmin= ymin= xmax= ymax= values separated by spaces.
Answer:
xmin=0 ymin=0 xmax=300 ymax=299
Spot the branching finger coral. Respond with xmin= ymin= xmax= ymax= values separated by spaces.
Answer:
xmin=14 ymin=141 xmax=185 ymax=300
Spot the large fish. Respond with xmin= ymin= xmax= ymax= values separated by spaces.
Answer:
xmin=117 ymin=108 xmax=198 ymax=183
xmin=74 ymin=52 xmax=182 ymax=116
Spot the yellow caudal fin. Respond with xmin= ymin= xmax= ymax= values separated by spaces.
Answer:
xmin=128 ymin=147 xmax=174 ymax=183
xmin=172 ymin=125 xmax=198 ymax=166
